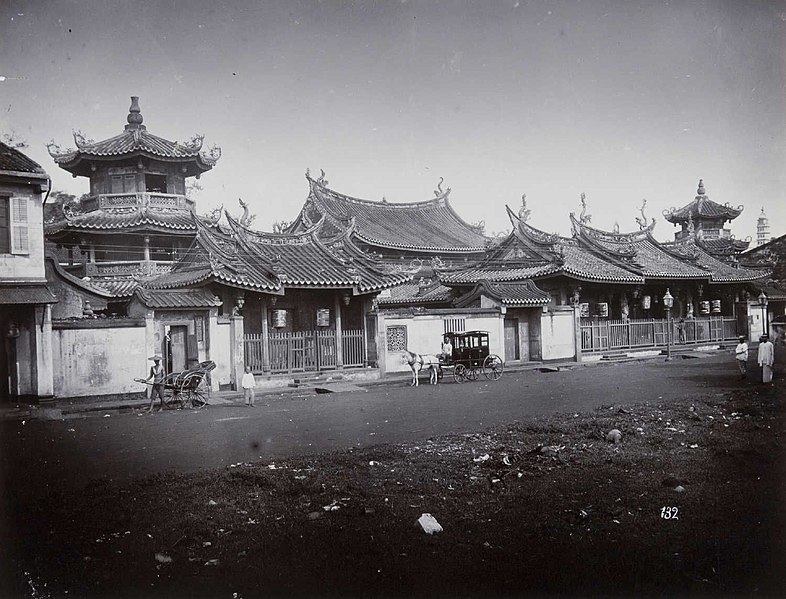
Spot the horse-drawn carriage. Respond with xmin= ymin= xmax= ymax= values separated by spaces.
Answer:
xmin=439 ymin=330 xmax=504 ymax=383
xmin=404 ymin=331 xmax=504 ymax=385
xmin=135 ymin=360 xmax=215 ymax=409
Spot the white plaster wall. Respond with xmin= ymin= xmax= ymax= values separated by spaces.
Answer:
xmin=382 ymin=313 xmax=502 ymax=373
xmin=53 ymin=326 xmax=147 ymax=397
xmin=540 ymin=309 xmax=576 ymax=360
xmin=211 ymin=320 xmax=232 ymax=386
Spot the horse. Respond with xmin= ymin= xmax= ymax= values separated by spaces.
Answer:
xmin=402 ymin=350 xmax=441 ymax=386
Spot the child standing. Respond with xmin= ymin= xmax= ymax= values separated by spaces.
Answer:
xmin=241 ymin=365 xmax=256 ymax=406
xmin=734 ymin=336 xmax=748 ymax=378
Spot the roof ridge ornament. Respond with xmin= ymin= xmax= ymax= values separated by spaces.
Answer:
xmin=518 ymin=194 xmax=531 ymax=222
xmin=317 ymin=169 xmax=329 ymax=186
xmin=697 ymin=178 xmax=705 ymax=196
xmin=72 ymin=130 xmax=94 ymax=149
xmin=687 ymin=213 xmax=695 ymax=235
xmin=434 ymin=177 xmax=451 ymax=197
xmin=237 ymin=198 xmax=255 ymax=227
xmin=579 ymin=192 xmax=591 ymax=224
xmin=635 ymin=198 xmax=653 ymax=231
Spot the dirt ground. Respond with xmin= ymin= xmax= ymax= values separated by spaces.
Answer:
xmin=5 ymin=379 xmax=785 ymax=598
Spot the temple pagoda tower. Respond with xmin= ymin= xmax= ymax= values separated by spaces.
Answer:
xmin=756 ymin=207 xmax=770 ymax=246
xmin=45 ymin=97 xmax=221 ymax=296
xmin=663 ymin=179 xmax=745 ymax=243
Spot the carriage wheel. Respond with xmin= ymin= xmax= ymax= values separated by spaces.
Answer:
xmin=483 ymin=355 xmax=504 ymax=381
xmin=181 ymin=373 xmax=208 ymax=409
xmin=453 ymin=363 xmax=467 ymax=383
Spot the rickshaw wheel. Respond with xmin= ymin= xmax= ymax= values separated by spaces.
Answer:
xmin=162 ymin=374 xmax=183 ymax=409
xmin=483 ymin=355 xmax=504 ymax=380
xmin=181 ymin=373 xmax=208 ymax=409
xmin=453 ymin=363 xmax=467 ymax=383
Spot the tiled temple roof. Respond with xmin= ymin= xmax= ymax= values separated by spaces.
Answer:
xmin=144 ymin=212 xmax=410 ymax=294
xmin=572 ymin=215 xmax=712 ymax=280
xmin=376 ymin=280 xmax=454 ymax=306
xmin=454 ymin=279 xmax=551 ymax=308
xmin=665 ymin=239 xmax=768 ymax=283
xmin=46 ymin=202 xmax=201 ymax=235
xmin=290 ymin=172 xmax=489 ymax=253
xmin=135 ymin=288 xmax=222 ymax=309
xmin=663 ymin=179 xmax=743 ymax=224
xmin=46 ymin=97 xmax=220 ymax=177
xmin=696 ymin=236 xmax=751 ymax=255
xmin=45 ymin=253 xmax=139 ymax=298
xmin=0 ymin=141 xmax=48 ymax=176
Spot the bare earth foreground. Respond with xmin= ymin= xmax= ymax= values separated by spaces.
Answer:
xmin=4 ymin=366 xmax=786 ymax=598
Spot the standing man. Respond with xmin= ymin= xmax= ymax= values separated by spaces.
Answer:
xmin=734 ymin=336 xmax=749 ymax=379
xmin=758 ymin=335 xmax=775 ymax=385
xmin=146 ymin=355 xmax=166 ymax=412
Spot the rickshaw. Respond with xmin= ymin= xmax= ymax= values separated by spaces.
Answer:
xmin=438 ymin=331 xmax=504 ymax=383
xmin=135 ymin=360 xmax=215 ymax=409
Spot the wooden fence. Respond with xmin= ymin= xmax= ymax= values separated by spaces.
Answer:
xmin=580 ymin=316 xmax=737 ymax=353
xmin=244 ymin=329 xmax=365 ymax=373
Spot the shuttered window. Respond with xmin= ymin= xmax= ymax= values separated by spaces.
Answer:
xmin=10 ymin=196 xmax=29 ymax=255
xmin=0 ymin=198 xmax=9 ymax=253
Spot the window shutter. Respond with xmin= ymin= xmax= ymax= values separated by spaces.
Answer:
xmin=10 ymin=196 xmax=30 ymax=255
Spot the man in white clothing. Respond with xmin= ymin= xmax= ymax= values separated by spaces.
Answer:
xmin=757 ymin=335 xmax=775 ymax=385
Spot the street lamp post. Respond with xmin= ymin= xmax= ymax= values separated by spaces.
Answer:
xmin=663 ymin=289 xmax=674 ymax=361
xmin=758 ymin=291 xmax=768 ymax=337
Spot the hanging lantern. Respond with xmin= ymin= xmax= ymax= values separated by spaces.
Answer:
xmin=699 ymin=301 xmax=710 ymax=315
xmin=597 ymin=302 xmax=609 ymax=318
xmin=711 ymin=299 xmax=721 ymax=314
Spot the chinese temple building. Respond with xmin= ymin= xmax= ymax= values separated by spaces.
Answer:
xmin=44 ymin=97 xmax=221 ymax=303
xmin=137 ymin=210 xmax=410 ymax=384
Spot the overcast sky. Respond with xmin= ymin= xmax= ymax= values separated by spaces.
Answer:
xmin=1 ymin=0 xmax=784 ymax=241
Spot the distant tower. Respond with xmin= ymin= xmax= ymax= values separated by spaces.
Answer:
xmin=756 ymin=207 xmax=770 ymax=246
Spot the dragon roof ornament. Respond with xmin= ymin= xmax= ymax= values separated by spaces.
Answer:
xmin=635 ymin=199 xmax=654 ymax=230
xmin=579 ymin=192 xmax=591 ymax=224
xmin=434 ymin=177 xmax=451 ymax=197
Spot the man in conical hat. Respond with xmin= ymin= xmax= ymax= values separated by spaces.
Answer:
xmin=145 ymin=355 xmax=166 ymax=412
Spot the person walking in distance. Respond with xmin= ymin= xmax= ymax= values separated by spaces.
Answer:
xmin=734 ymin=336 xmax=749 ymax=379
xmin=758 ymin=334 xmax=775 ymax=385
xmin=146 ymin=355 xmax=166 ymax=412
xmin=242 ymin=365 xmax=256 ymax=406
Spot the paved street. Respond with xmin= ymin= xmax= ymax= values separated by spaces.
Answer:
xmin=2 ymin=351 xmax=770 ymax=503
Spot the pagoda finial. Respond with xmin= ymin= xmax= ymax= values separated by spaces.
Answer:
xmin=124 ymin=96 xmax=145 ymax=131
xmin=697 ymin=179 xmax=705 ymax=196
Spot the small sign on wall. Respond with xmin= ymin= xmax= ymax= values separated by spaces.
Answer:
xmin=316 ymin=308 xmax=330 ymax=327
xmin=272 ymin=309 xmax=287 ymax=328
